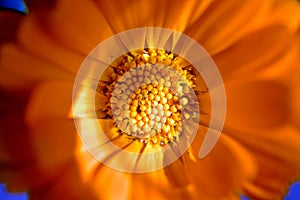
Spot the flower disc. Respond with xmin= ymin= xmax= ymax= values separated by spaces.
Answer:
xmin=72 ymin=27 xmax=226 ymax=173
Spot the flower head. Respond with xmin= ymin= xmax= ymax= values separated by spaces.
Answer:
xmin=0 ymin=0 xmax=300 ymax=199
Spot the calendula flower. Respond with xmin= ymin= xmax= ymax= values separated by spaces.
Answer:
xmin=0 ymin=0 xmax=300 ymax=199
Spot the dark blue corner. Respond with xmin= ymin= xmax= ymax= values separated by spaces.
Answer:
xmin=0 ymin=0 xmax=28 ymax=14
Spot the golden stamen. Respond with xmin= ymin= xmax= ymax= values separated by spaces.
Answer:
xmin=97 ymin=48 xmax=200 ymax=146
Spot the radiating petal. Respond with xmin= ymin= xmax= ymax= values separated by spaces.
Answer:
xmin=30 ymin=0 xmax=113 ymax=55
xmin=224 ymin=80 xmax=289 ymax=132
xmin=29 ymin=158 xmax=98 ymax=200
xmin=76 ymin=151 xmax=132 ymax=200
xmin=277 ymin=46 xmax=300 ymax=129
xmin=16 ymin=16 xmax=85 ymax=75
xmin=21 ymin=81 xmax=81 ymax=171
xmin=0 ymin=44 xmax=74 ymax=90
xmin=185 ymin=0 xmax=271 ymax=55
xmin=183 ymin=127 xmax=257 ymax=198
xmin=25 ymin=81 xmax=73 ymax=124
xmin=229 ymin=125 xmax=300 ymax=199
xmin=264 ymin=0 xmax=300 ymax=33
xmin=0 ymin=119 xmax=79 ymax=192
xmin=213 ymin=25 xmax=297 ymax=81
xmin=131 ymin=170 xmax=184 ymax=200
xmin=95 ymin=0 xmax=210 ymax=34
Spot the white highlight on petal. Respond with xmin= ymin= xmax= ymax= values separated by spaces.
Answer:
xmin=72 ymin=27 xmax=226 ymax=173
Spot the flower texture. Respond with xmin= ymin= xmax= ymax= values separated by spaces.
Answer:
xmin=0 ymin=0 xmax=300 ymax=199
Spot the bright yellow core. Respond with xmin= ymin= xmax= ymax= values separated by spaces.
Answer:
xmin=127 ymin=82 xmax=182 ymax=145
xmin=99 ymin=48 xmax=197 ymax=146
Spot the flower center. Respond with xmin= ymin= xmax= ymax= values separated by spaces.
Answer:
xmin=128 ymin=83 xmax=180 ymax=139
xmin=112 ymin=72 xmax=183 ymax=146
xmin=99 ymin=48 xmax=198 ymax=147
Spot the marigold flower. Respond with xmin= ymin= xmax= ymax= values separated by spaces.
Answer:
xmin=0 ymin=0 xmax=300 ymax=199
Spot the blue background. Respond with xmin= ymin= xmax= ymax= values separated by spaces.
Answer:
xmin=1 ymin=181 xmax=300 ymax=199
xmin=0 ymin=184 xmax=27 ymax=200
xmin=0 ymin=0 xmax=28 ymax=14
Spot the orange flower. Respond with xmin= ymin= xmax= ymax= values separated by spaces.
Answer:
xmin=0 ymin=0 xmax=300 ymax=199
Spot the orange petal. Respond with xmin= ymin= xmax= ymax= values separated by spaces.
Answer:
xmin=0 ymin=119 xmax=80 ymax=191
xmin=29 ymin=158 xmax=100 ymax=200
xmin=213 ymin=25 xmax=297 ymax=81
xmin=90 ymin=165 xmax=132 ymax=200
xmin=185 ymin=127 xmax=257 ymax=198
xmin=291 ymin=91 xmax=300 ymax=128
xmin=80 ymin=148 xmax=191 ymax=200
xmin=0 ymin=121 xmax=76 ymax=193
xmin=224 ymin=80 xmax=289 ymax=132
xmin=17 ymin=15 xmax=85 ymax=75
xmin=277 ymin=48 xmax=300 ymax=129
xmin=30 ymin=0 xmax=114 ymax=55
xmin=293 ymin=89 xmax=300 ymax=129
xmin=264 ymin=0 xmax=300 ymax=33
xmin=228 ymin=125 xmax=300 ymax=199
xmin=0 ymin=44 xmax=74 ymax=90
xmin=28 ymin=117 xmax=79 ymax=171
xmin=24 ymin=81 xmax=79 ymax=171
xmin=0 ymin=81 xmax=83 ymax=192
xmin=95 ymin=0 xmax=208 ymax=33
xmin=25 ymin=81 xmax=73 ymax=125
xmin=53 ymin=153 xmax=135 ymax=200
xmin=0 ymin=89 xmax=55 ymax=192
xmin=185 ymin=0 xmax=271 ymax=55
xmin=131 ymin=170 xmax=183 ymax=200
xmin=257 ymin=35 xmax=299 ymax=79
xmin=76 ymin=151 xmax=132 ymax=200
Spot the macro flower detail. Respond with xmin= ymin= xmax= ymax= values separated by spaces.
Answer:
xmin=101 ymin=49 xmax=199 ymax=147
xmin=72 ymin=28 xmax=226 ymax=173
xmin=0 ymin=0 xmax=300 ymax=199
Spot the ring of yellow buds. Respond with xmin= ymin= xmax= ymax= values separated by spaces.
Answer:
xmin=127 ymin=83 xmax=181 ymax=142
xmin=111 ymin=66 xmax=195 ymax=146
xmin=105 ymin=48 xmax=198 ymax=146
